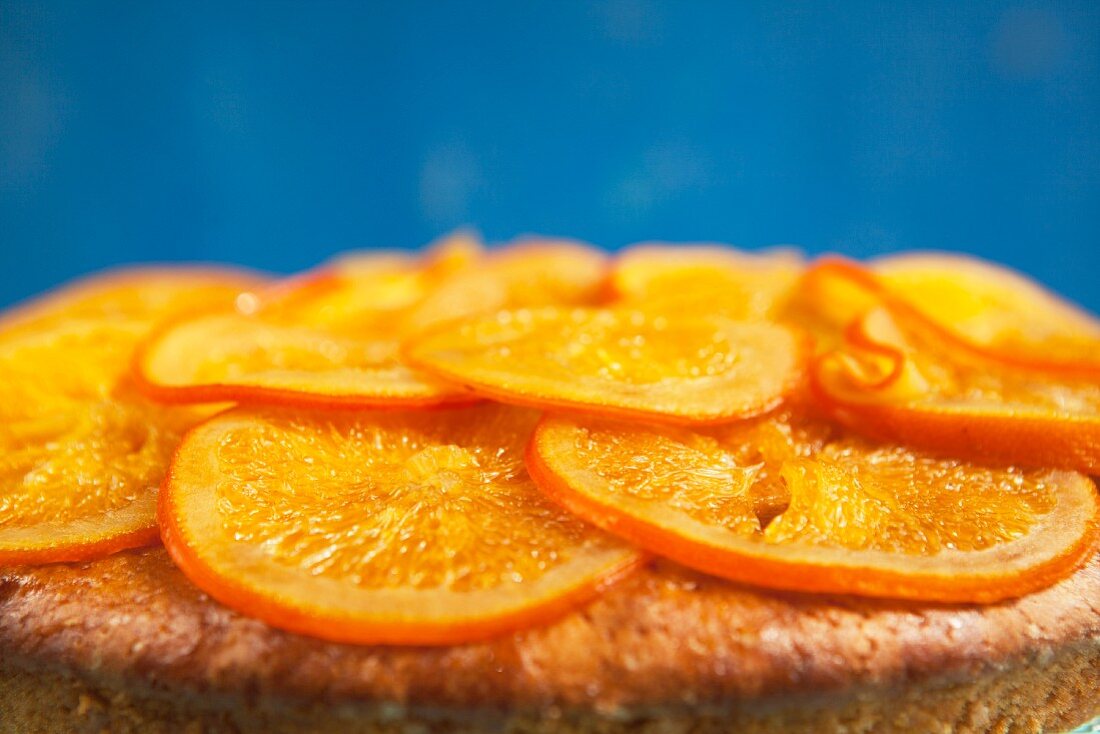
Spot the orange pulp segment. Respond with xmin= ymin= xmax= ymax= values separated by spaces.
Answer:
xmin=529 ymin=412 xmax=1099 ymax=602
xmin=160 ymin=404 xmax=643 ymax=645
xmin=610 ymin=244 xmax=803 ymax=319
xmin=134 ymin=251 xmax=476 ymax=409
xmin=0 ymin=269 xmax=256 ymax=565
xmin=873 ymin=252 xmax=1100 ymax=375
xmin=811 ymin=306 xmax=1100 ymax=473
xmin=405 ymin=308 xmax=807 ymax=425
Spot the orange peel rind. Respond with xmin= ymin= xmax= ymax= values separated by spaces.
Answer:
xmin=873 ymin=252 xmax=1100 ymax=375
xmin=810 ymin=307 xmax=1100 ymax=474
xmin=801 ymin=255 xmax=1100 ymax=375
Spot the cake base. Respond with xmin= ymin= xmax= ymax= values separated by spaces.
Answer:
xmin=2 ymin=548 xmax=1098 ymax=733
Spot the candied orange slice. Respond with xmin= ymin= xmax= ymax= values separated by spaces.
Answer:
xmin=160 ymin=404 xmax=642 ymax=645
xmin=328 ymin=229 xmax=484 ymax=281
xmin=405 ymin=308 xmax=807 ymax=425
xmin=419 ymin=229 xmax=487 ymax=274
xmin=529 ymin=412 xmax=1099 ymax=602
xmin=402 ymin=238 xmax=609 ymax=332
xmin=0 ymin=269 xmax=255 ymax=565
xmin=259 ymin=233 xmax=486 ymax=334
xmin=0 ymin=266 xmax=264 ymax=336
xmin=609 ymin=244 xmax=803 ymax=319
xmin=811 ymin=306 xmax=1100 ymax=473
xmin=873 ymin=253 xmax=1100 ymax=374
xmin=262 ymin=264 xmax=426 ymax=331
xmin=134 ymin=253 xmax=475 ymax=409
xmin=134 ymin=312 xmax=471 ymax=409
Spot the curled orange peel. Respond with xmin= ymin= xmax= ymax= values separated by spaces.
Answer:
xmin=804 ymin=255 xmax=1100 ymax=376
xmin=811 ymin=306 xmax=1100 ymax=473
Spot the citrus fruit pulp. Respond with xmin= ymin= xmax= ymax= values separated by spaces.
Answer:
xmin=609 ymin=244 xmax=803 ymax=320
xmin=873 ymin=252 xmax=1100 ymax=374
xmin=0 ymin=269 xmax=257 ymax=565
xmin=133 ymin=252 xmax=477 ymax=409
xmin=160 ymin=403 xmax=643 ymax=645
xmin=405 ymin=308 xmax=807 ymax=425
xmin=528 ymin=411 xmax=1099 ymax=602
xmin=812 ymin=306 xmax=1100 ymax=473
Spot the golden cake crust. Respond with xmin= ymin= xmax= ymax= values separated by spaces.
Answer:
xmin=1 ymin=547 xmax=1098 ymax=732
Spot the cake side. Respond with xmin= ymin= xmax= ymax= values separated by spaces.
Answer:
xmin=1 ymin=638 xmax=1097 ymax=734
xmin=0 ymin=547 xmax=1097 ymax=721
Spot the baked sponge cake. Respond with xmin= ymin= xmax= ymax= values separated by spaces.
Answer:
xmin=0 ymin=238 xmax=1098 ymax=732
xmin=1 ymin=548 xmax=1097 ymax=733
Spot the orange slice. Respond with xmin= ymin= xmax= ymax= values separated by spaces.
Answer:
xmin=0 ymin=265 xmax=264 ymax=336
xmin=874 ymin=252 xmax=1100 ymax=375
xmin=134 ymin=253 xmax=475 ymax=409
xmin=610 ymin=244 xmax=803 ymax=319
xmin=403 ymin=237 xmax=609 ymax=333
xmin=405 ymin=308 xmax=807 ymax=425
xmin=811 ymin=306 xmax=1100 ymax=473
xmin=528 ymin=412 xmax=1100 ymax=602
xmin=160 ymin=404 xmax=643 ymax=645
xmin=0 ymin=269 xmax=256 ymax=565
xmin=327 ymin=229 xmax=484 ymax=281
xmin=259 ymin=264 xmax=426 ymax=332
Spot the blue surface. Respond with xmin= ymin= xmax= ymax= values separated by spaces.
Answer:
xmin=1070 ymin=717 xmax=1100 ymax=733
xmin=1 ymin=1 xmax=1098 ymax=311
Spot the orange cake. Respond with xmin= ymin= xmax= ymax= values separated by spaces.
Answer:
xmin=0 ymin=238 xmax=1097 ymax=733
xmin=1 ymin=548 xmax=1098 ymax=733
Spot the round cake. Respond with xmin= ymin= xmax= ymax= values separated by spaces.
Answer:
xmin=2 ymin=243 xmax=1099 ymax=734
xmin=1 ymin=546 xmax=1097 ymax=733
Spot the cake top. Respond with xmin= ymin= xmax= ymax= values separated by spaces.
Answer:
xmin=0 ymin=233 xmax=1098 ymax=648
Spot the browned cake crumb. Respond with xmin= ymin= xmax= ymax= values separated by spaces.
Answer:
xmin=1 ymin=548 xmax=1098 ymax=733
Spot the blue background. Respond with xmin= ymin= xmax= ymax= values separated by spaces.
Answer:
xmin=2 ymin=1 xmax=1098 ymax=311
